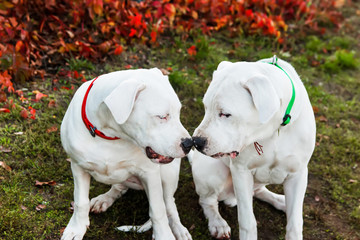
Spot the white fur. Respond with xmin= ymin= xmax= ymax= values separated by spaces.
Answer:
xmin=60 ymin=68 xmax=192 ymax=240
xmin=191 ymin=57 xmax=316 ymax=239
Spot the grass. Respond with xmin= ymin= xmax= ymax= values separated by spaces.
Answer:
xmin=1 ymin=5 xmax=360 ymax=240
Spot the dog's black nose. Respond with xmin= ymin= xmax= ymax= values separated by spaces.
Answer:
xmin=181 ymin=138 xmax=193 ymax=154
xmin=192 ymin=136 xmax=207 ymax=153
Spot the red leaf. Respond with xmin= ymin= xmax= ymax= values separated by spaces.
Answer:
xmin=15 ymin=40 xmax=24 ymax=52
xmin=187 ymin=45 xmax=197 ymax=56
xmin=73 ymin=70 xmax=79 ymax=79
xmin=130 ymin=14 xmax=143 ymax=29
xmin=0 ymin=70 xmax=14 ymax=93
xmin=33 ymin=90 xmax=48 ymax=102
xmin=114 ymin=45 xmax=123 ymax=55
xmin=29 ymin=106 xmax=36 ymax=120
xmin=124 ymin=64 xmax=132 ymax=69
xmin=245 ymin=9 xmax=253 ymax=18
xmin=129 ymin=28 xmax=137 ymax=37
xmin=20 ymin=109 xmax=28 ymax=119
xmin=150 ymin=31 xmax=157 ymax=43
xmin=0 ymin=108 xmax=10 ymax=113
xmin=164 ymin=3 xmax=176 ymax=23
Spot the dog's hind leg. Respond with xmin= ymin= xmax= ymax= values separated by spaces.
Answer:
xmin=90 ymin=183 xmax=128 ymax=213
xmin=253 ymin=184 xmax=286 ymax=212
xmin=61 ymin=162 xmax=91 ymax=240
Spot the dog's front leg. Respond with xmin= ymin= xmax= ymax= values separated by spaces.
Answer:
xmin=161 ymin=162 xmax=192 ymax=240
xmin=61 ymin=162 xmax=91 ymax=240
xmin=230 ymin=161 xmax=257 ymax=240
xmin=283 ymin=167 xmax=308 ymax=240
xmin=141 ymin=171 xmax=175 ymax=240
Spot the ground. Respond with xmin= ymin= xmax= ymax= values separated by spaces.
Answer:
xmin=1 ymin=2 xmax=360 ymax=240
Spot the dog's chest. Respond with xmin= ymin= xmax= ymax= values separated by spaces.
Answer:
xmin=239 ymin=141 xmax=302 ymax=184
xmin=80 ymin=159 xmax=133 ymax=185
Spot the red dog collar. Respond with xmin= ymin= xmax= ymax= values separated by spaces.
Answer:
xmin=81 ymin=76 xmax=120 ymax=140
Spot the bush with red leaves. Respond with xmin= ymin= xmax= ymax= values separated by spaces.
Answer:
xmin=0 ymin=0 xmax=342 ymax=91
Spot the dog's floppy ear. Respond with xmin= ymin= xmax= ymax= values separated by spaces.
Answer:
xmin=104 ymin=79 xmax=146 ymax=124
xmin=217 ymin=61 xmax=232 ymax=70
xmin=243 ymin=75 xmax=280 ymax=124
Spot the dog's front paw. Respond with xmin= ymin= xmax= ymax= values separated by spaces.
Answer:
xmin=61 ymin=218 xmax=89 ymax=240
xmin=170 ymin=223 xmax=192 ymax=240
xmin=208 ymin=217 xmax=231 ymax=239
xmin=152 ymin=227 xmax=176 ymax=240
xmin=90 ymin=193 xmax=116 ymax=213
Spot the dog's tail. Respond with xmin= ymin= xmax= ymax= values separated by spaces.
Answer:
xmin=187 ymin=150 xmax=194 ymax=166
xmin=115 ymin=219 xmax=152 ymax=233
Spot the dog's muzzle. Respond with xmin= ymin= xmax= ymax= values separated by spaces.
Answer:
xmin=180 ymin=138 xmax=193 ymax=154
xmin=192 ymin=136 xmax=207 ymax=153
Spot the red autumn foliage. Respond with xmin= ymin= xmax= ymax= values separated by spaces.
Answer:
xmin=0 ymin=0 xmax=342 ymax=94
xmin=187 ymin=45 xmax=197 ymax=56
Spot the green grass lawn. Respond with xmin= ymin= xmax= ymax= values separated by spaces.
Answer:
xmin=1 ymin=7 xmax=360 ymax=240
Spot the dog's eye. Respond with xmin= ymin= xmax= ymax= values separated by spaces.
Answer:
xmin=157 ymin=114 xmax=169 ymax=120
xmin=219 ymin=112 xmax=231 ymax=118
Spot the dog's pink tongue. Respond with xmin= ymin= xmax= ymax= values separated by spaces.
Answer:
xmin=230 ymin=152 xmax=237 ymax=159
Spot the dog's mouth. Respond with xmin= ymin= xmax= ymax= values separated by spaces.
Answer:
xmin=146 ymin=147 xmax=174 ymax=164
xmin=211 ymin=151 xmax=239 ymax=159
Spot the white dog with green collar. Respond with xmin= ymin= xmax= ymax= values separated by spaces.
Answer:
xmin=190 ymin=56 xmax=316 ymax=239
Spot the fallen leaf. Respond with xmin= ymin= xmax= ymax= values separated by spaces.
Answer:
xmin=0 ymin=161 xmax=12 ymax=171
xmin=0 ymin=147 xmax=12 ymax=153
xmin=33 ymin=90 xmax=48 ymax=101
xmin=35 ymin=204 xmax=46 ymax=211
xmin=160 ymin=68 xmax=170 ymax=75
xmin=316 ymin=115 xmax=328 ymax=122
xmin=46 ymin=125 xmax=58 ymax=133
xmin=20 ymin=205 xmax=28 ymax=211
xmin=349 ymin=179 xmax=358 ymax=183
xmin=29 ymin=106 xmax=36 ymax=120
xmin=59 ymin=227 xmax=66 ymax=235
xmin=70 ymin=201 xmax=75 ymax=212
xmin=124 ymin=64 xmax=132 ymax=69
xmin=35 ymin=180 xmax=57 ymax=187
xmin=312 ymin=106 xmax=319 ymax=114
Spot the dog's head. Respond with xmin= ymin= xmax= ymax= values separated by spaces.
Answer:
xmin=193 ymin=61 xmax=282 ymax=159
xmin=103 ymin=68 xmax=192 ymax=164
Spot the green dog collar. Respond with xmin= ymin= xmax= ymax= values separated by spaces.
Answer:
xmin=267 ymin=55 xmax=295 ymax=126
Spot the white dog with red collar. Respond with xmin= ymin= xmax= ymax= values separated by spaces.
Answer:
xmin=190 ymin=56 xmax=316 ymax=239
xmin=60 ymin=68 xmax=193 ymax=240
